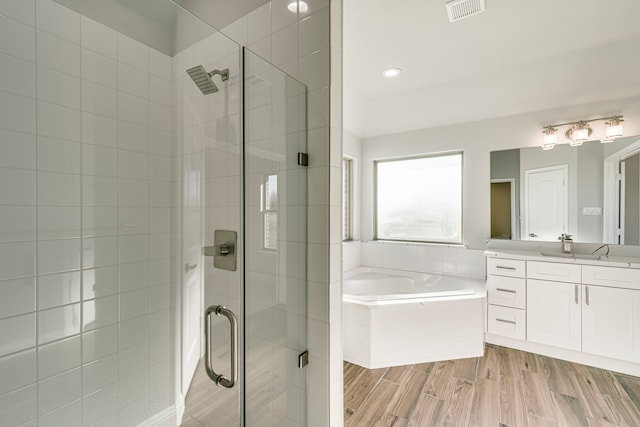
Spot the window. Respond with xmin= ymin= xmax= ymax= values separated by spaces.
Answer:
xmin=261 ymin=174 xmax=278 ymax=250
xmin=343 ymin=158 xmax=353 ymax=241
xmin=375 ymin=152 xmax=462 ymax=244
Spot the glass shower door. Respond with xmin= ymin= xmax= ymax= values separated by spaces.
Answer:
xmin=243 ymin=48 xmax=308 ymax=426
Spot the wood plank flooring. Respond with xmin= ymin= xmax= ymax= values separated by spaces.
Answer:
xmin=344 ymin=344 xmax=640 ymax=427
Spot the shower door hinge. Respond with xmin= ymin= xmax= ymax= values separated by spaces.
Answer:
xmin=298 ymin=350 xmax=309 ymax=368
xmin=297 ymin=152 xmax=308 ymax=167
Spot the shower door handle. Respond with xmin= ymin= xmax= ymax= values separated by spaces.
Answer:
xmin=204 ymin=305 xmax=238 ymax=388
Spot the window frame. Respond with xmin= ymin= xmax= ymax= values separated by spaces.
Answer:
xmin=261 ymin=173 xmax=278 ymax=251
xmin=343 ymin=157 xmax=353 ymax=241
xmin=373 ymin=151 xmax=464 ymax=245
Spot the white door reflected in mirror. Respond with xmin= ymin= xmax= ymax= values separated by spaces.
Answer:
xmin=524 ymin=165 xmax=568 ymax=241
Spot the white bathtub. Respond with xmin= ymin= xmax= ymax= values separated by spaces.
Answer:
xmin=343 ymin=267 xmax=486 ymax=368
xmin=344 ymin=267 xmax=477 ymax=302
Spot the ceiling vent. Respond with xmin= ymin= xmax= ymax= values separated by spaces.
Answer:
xmin=445 ymin=0 xmax=486 ymax=22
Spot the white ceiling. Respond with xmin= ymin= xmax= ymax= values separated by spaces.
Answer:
xmin=344 ymin=0 xmax=640 ymax=138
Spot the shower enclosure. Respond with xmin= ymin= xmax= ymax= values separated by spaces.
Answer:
xmin=0 ymin=0 xmax=307 ymax=425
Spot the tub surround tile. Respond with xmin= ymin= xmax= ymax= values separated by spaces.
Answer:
xmin=358 ymin=241 xmax=486 ymax=280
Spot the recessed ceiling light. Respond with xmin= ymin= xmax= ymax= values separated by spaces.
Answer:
xmin=382 ymin=68 xmax=402 ymax=78
xmin=288 ymin=1 xmax=309 ymax=14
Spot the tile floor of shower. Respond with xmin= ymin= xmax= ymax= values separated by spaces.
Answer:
xmin=179 ymin=304 xmax=304 ymax=427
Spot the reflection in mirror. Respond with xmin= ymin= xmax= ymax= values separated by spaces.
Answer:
xmin=490 ymin=135 xmax=640 ymax=244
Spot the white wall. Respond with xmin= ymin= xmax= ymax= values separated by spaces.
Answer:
xmin=0 ymin=1 xmax=174 ymax=425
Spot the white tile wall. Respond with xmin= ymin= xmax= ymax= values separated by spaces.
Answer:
xmin=0 ymin=1 xmax=174 ymax=425
xmin=358 ymin=241 xmax=487 ymax=279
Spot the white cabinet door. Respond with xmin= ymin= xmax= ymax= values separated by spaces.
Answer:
xmin=527 ymin=279 xmax=581 ymax=351
xmin=582 ymin=285 xmax=640 ymax=362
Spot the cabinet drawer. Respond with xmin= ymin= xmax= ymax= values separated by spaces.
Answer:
xmin=487 ymin=258 xmax=525 ymax=278
xmin=487 ymin=276 xmax=526 ymax=309
xmin=527 ymin=261 xmax=581 ymax=283
xmin=582 ymin=265 xmax=640 ymax=291
xmin=487 ymin=305 xmax=525 ymax=340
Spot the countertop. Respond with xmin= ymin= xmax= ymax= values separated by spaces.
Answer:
xmin=484 ymin=240 xmax=640 ymax=269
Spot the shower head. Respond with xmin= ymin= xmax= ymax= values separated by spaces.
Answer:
xmin=186 ymin=65 xmax=229 ymax=95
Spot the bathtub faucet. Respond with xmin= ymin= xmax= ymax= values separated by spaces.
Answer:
xmin=559 ymin=233 xmax=573 ymax=254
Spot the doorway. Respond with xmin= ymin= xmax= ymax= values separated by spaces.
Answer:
xmin=603 ymin=138 xmax=640 ymax=244
xmin=490 ymin=179 xmax=515 ymax=239
xmin=178 ymin=40 xmax=309 ymax=427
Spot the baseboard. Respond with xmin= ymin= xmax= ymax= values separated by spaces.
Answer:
xmin=486 ymin=333 xmax=640 ymax=377
xmin=175 ymin=393 xmax=185 ymax=425
xmin=137 ymin=394 xmax=185 ymax=427
xmin=137 ymin=406 xmax=176 ymax=427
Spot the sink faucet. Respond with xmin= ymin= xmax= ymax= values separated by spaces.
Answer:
xmin=559 ymin=234 xmax=573 ymax=254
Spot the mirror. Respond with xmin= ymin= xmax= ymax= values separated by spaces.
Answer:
xmin=490 ymin=135 xmax=640 ymax=244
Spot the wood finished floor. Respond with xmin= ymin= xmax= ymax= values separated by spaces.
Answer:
xmin=344 ymin=344 xmax=640 ymax=427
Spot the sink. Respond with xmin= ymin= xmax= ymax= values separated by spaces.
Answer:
xmin=573 ymin=253 xmax=601 ymax=260
xmin=539 ymin=251 xmax=573 ymax=258
xmin=539 ymin=251 xmax=601 ymax=260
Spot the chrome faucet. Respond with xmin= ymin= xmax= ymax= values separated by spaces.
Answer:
xmin=559 ymin=234 xmax=573 ymax=253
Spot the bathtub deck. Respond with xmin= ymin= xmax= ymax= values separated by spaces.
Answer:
xmin=344 ymin=343 xmax=640 ymax=427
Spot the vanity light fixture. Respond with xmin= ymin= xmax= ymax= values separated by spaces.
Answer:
xmin=382 ymin=67 xmax=402 ymax=78
xmin=540 ymin=115 xmax=624 ymax=150
xmin=287 ymin=1 xmax=309 ymax=14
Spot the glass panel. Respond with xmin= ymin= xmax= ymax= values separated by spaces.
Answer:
xmin=243 ymin=48 xmax=308 ymax=427
xmin=376 ymin=153 xmax=463 ymax=243
xmin=174 ymin=10 xmax=243 ymax=427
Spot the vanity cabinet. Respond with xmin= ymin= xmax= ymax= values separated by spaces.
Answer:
xmin=527 ymin=279 xmax=581 ymax=351
xmin=486 ymin=258 xmax=526 ymax=339
xmin=486 ymin=256 xmax=640 ymax=372
xmin=581 ymin=265 xmax=640 ymax=362
xmin=526 ymin=261 xmax=582 ymax=351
